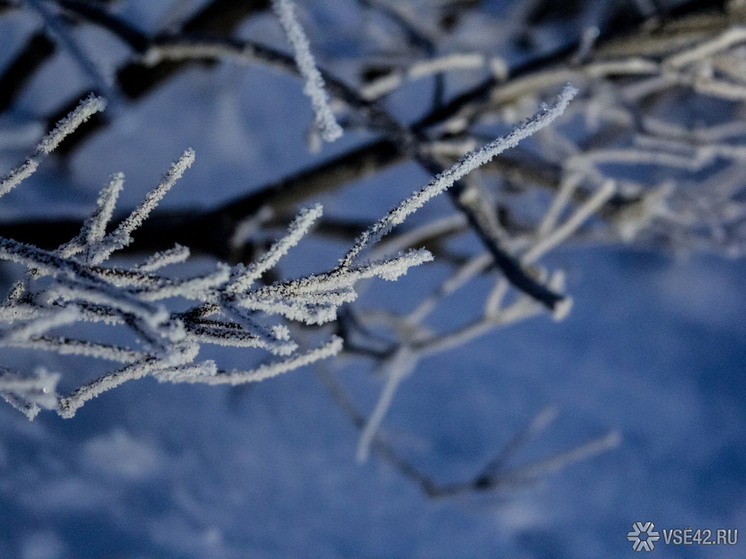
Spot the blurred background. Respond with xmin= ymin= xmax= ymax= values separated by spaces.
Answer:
xmin=0 ymin=0 xmax=744 ymax=557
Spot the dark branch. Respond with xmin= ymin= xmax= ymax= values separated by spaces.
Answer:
xmin=0 ymin=33 xmax=56 ymax=113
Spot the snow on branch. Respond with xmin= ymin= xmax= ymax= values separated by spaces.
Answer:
xmin=0 ymin=367 xmax=60 ymax=420
xmin=88 ymin=149 xmax=195 ymax=264
xmin=0 ymin=80 xmax=579 ymax=419
xmin=340 ymin=83 xmax=578 ymax=267
xmin=0 ymin=94 xmax=105 ymax=198
xmin=271 ymin=0 xmax=343 ymax=142
xmin=228 ymin=204 xmax=323 ymax=293
xmin=237 ymin=249 xmax=433 ymax=325
xmin=134 ymin=244 xmax=190 ymax=272
xmin=0 ymin=94 xmax=438 ymax=419
xmin=81 ymin=174 xmax=124 ymax=249
xmin=165 ymin=336 xmax=345 ymax=385
xmin=37 ymin=94 xmax=107 ymax=155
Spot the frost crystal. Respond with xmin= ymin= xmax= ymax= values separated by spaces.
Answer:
xmin=0 ymin=96 xmax=430 ymax=418
xmin=0 ymin=82 xmax=576 ymax=419
xmin=271 ymin=0 xmax=343 ymax=142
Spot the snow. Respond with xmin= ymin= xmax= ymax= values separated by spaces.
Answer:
xmin=0 ymin=1 xmax=744 ymax=557
xmin=271 ymin=0 xmax=343 ymax=142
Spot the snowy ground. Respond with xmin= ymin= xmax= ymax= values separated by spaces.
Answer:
xmin=0 ymin=2 xmax=744 ymax=557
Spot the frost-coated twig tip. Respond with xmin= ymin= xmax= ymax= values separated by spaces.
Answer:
xmin=228 ymin=203 xmax=323 ymax=293
xmin=39 ymin=94 xmax=107 ymax=155
xmin=89 ymin=149 xmax=194 ymax=264
xmin=0 ymin=94 xmax=106 ymax=199
xmin=342 ymin=83 xmax=578 ymax=267
xmin=271 ymin=0 xmax=343 ymax=142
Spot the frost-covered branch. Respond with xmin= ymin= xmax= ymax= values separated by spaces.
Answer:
xmin=341 ymin=84 xmax=578 ymax=267
xmin=0 ymin=366 xmax=60 ymax=420
xmin=271 ymin=0 xmax=342 ymax=142
xmin=0 ymin=94 xmax=105 ymax=198
xmin=0 ymin=79 xmax=584 ymax=421
xmin=0 ymin=92 xmax=452 ymax=419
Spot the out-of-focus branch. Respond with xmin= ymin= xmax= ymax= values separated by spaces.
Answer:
xmin=2 ymin=0 xmax=739 ymax=300
xmin=0 ymin=139 xmax=638 ymax=261
xmin=27 ymin=7 xmax=570 ymax=309
xmin=0 ymin=33 xmax=55 ymax=113
xmin=317 ymin=363 xmax=619 ymax=499
xmin=40 ymin=0 xmax=271 ymax=155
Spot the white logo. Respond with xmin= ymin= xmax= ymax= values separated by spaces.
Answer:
xmin=628 ymin=521 xmax=661 ymax=552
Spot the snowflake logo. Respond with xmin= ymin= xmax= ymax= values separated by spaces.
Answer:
xmin=627 ymin=521 xmax=660 ymax=552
